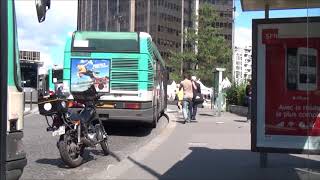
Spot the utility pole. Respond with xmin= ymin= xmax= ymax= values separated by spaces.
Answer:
xmin=194 ymin=0 xmax=199 ymax=55
xmin=77 ymin=0 xmax=81 ymax=30
xmin=130 ymin=0 xmax=136 ymax=32
xmin=147 ymin=0 xmax=151 ymax=33
xmin=232 ymin=0 xmax=235 ymax=82
xmin=90 ymin=0 xmax=93 ymax=30
xmin=97 ymin=0 xmax=100 ymax=31
xmin=180 ymin=0 xmax=184 ymax=76
xmin=116 ymin=0 xmax=120 ymax=32
xmin=105 ymin=0 xmax=109 ymax=31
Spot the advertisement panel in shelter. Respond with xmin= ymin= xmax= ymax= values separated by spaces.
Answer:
xmin=253 ymin=17 xmax=320 ymax=152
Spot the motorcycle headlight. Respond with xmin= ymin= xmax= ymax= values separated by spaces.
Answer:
xmin=61 ymin=101 xmax=66 ymax=108
xmin=44 ymin=103 xmax=52 ymax=111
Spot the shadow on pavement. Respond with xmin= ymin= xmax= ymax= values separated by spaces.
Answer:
xmin=199 ymin=113 xmax=215 ymax=116
xmin=36 ymin=148 xmax=122 ymax=169
xmin=36 ymin=150 xmax=95 ymax=169
xmin=173 ymin=120 xmax=199 ymax=124
xmin=88 ymin=149 xmax=122 ymax=162
xmin=172 ymin=120 xmax=186 ymax=124
xmin=234 ymin=119 xmax=250 ymax=123
xmin=104 ymin=114 xmax=169 ymax=137
xmin=127 ymin=147 xmax=320 ymax=180
xmin=104 ymin=123 xmax=152 ymax=137
xmin=128 ymin=156 xmax=161 ymax=178
xmin=35 ymin=158 xmax=66 ymax=168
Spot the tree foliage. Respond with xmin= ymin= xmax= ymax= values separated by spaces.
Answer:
xmin=226 ymin=82 xmax=247 ymax=106
xmin=168 ymin=3 xmax=232 ymax=86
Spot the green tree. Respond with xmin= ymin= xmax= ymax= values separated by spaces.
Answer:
xmin=168 ymin=3 xmax=232 ymax=86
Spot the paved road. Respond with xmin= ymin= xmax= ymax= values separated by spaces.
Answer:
xmin=21 ymin=110 xmax=170 ymax=180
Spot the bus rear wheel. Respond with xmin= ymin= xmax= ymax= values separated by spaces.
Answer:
xmin=150 ymin=106 xmax=158 ymax=128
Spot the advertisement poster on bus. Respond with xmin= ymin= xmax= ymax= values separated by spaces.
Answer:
xmin=70 ymin=58 xmax=110 ymax=93
xmin=253 ymin=17 xmax=320 ymax=153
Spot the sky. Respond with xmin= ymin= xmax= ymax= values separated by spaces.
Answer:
xmin=15 ymin=0 xmax=320 ymax=67
xmin=15 ymin=0 xmax=77 ymax=68
xmin=234 ymin=0 xmax=320 ymax=47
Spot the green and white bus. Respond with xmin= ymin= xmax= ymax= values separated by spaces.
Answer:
xmin=62 ymin=31 xmax=168 ymax=128
xmin=1 ymin=0 xmax=50 ymax=179
xmin=49 ymin=66 xmax=63 ymax=91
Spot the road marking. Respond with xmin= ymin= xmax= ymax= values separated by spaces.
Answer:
xmin=188 ymin=142 xmax=208 ymax=147
xmin=167 ymin=109 xmax=178 ymax=113
xmin=216 ymin=121 xmax=225 ymax=124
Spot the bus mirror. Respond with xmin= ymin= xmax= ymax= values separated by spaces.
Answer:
xmin=35 ymin=0 xmax=51 ymax=23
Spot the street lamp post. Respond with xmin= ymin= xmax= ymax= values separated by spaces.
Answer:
xmin=180 ymin=0 xmax=184 ymax=76
xmin=116 ymin=0 xmax=120 ymax=32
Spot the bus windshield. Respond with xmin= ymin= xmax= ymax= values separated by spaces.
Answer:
xmin=72 ymin=32 xmax=140 ymax=53
xmin=52 ymin=69 xmax=63 ymax=84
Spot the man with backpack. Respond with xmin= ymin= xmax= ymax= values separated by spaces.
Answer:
xmin=191 ymin=76 xmax=202 ymax=120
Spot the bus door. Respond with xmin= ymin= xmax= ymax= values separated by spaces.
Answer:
xmin=1 ymin=1 xmax=9 ymax=179
xmin=0 ymin=0 xmax=51 ymax=179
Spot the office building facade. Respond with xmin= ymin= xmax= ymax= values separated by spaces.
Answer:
xmin=77 ymin=0 xmax=233 ymax=59
xmin=19 ymin=51 xmax=42 ymax=89
xmin=233 ymin=46 xmax=252 ymax=83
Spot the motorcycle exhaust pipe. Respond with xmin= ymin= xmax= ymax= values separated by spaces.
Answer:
xmin=81 ymin=138 xmax=94 ymax=147
xmin=81 ymin=137 xmax=98 ymax=147
xmin=77 ymin=124 xmax=81 ymax=145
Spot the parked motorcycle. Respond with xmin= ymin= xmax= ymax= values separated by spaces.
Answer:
xmin=38 ymin=85 xmax=109 ymax=168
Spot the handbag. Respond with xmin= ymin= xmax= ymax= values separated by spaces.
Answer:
xmin=194 ymin=93 xmax=204 ymax=104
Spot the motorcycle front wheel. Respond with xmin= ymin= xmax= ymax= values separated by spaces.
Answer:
xmin=58 ymin=133 xmax=84 ymax=168
xmin=100 ymin=139 xmax=109 ymax=156
xmin=95 ymin=124 xmax=109 ymax=155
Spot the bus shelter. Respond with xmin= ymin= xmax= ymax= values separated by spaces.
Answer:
xmin=241 ymin=0 xmax=320 ymax=167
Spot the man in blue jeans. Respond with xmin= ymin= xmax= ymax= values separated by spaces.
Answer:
xmin=245 ymin=80 xmax=252 ymax=121
xmin=191 ymin=76 xmax=201 ymax=120
xmin=180 ymin=73 xmax=193 ymax=123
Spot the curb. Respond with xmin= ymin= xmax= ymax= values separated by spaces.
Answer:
xmin=89 ymin=112 xmax=178 ymax=179
xmin=23 ymin=111 xmax=31 ymax=116
xmin=23 ymin=107 xmax=39 ymax=116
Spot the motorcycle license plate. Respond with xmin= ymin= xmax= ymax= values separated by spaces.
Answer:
xmin=52 ymin=126 xmax=65 ymax=136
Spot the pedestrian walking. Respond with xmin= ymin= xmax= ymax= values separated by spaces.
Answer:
xmin=191 ymin=76 xmax=202 ymax=120
xmin=176 ymin=84 xmax=183 ymax=111
xmin=179 ymin=73 xmax=193 ymax=123
xmin=245 ymin=80 xmax=252 ymax=121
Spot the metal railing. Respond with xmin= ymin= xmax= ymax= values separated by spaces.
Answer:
xmin=23 ymin=88 xmax=38 ymax=112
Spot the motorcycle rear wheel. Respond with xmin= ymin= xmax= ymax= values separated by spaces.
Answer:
xmin=58 ymin=134 xmax=84 ymax=168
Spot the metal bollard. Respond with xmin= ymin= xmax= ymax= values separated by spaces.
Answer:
xmin=23 ymin=91 xmax=26 ymax=111
xmin=30 ymin=91 xmax=33 ymax=110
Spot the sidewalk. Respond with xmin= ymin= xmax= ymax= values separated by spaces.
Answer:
xmin=24 ymin=104 xmax=38 ymax=116
xmin=93 ymin=107 xmax=320 ymax=180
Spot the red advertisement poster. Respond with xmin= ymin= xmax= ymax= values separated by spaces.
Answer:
xmin=265 ymin=34 xmax=320 ymax=136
